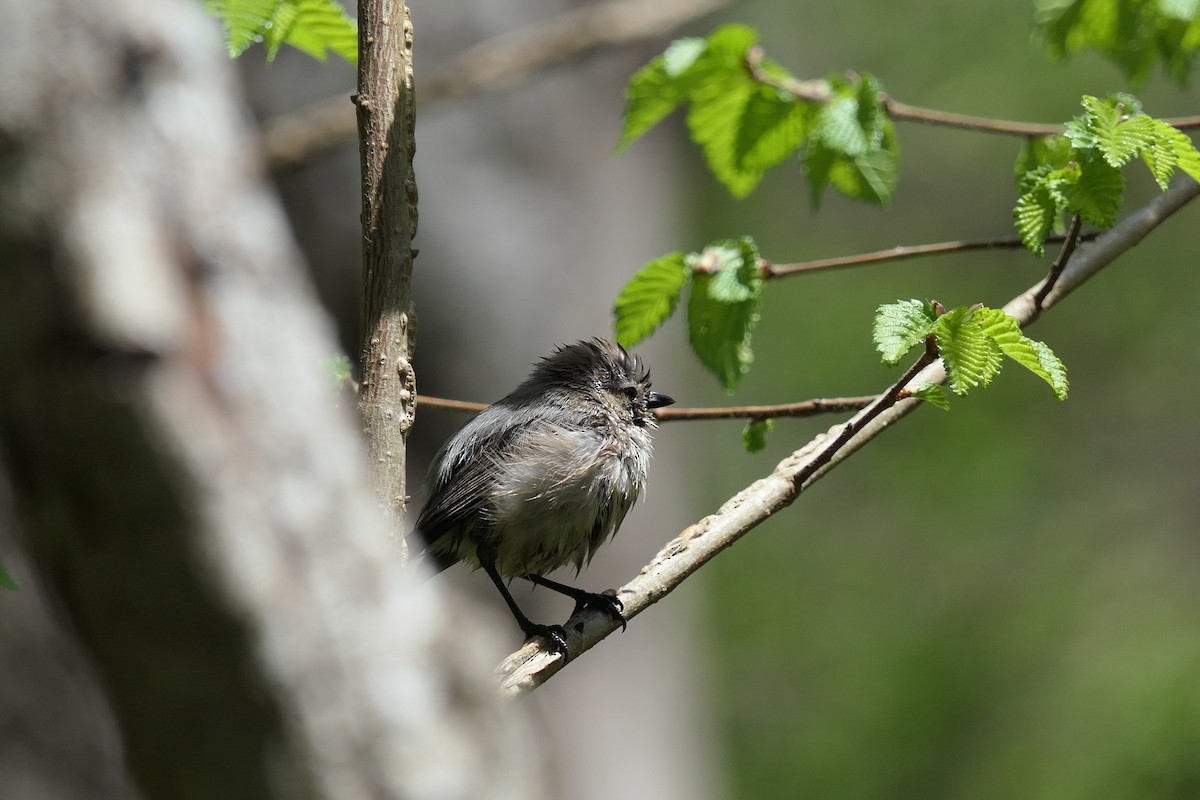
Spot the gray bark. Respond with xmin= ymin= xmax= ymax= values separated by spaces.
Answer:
xmin=0 ymin=1 xmax=538 ymax=798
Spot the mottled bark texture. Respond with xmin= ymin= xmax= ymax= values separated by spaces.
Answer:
xmin=357 ymin=0 xmax=419 ymax=541
xmin=0 ymin=0 xmax=537 ymax=798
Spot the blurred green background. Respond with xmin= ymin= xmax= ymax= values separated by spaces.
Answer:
xmin=677 ymin=2 xmax=1200 ymax=798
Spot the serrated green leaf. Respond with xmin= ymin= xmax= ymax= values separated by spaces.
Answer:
xmin=1015 ymin=135 xmax=1073 ymax=181
xmin=1098 ymin=111 xmax=1157 ymax=167
xmin=617 ymin=50 xmax=698 ymax=151
xmin=932 ymin=307 xmax=1005 ymax=396
xmin=686 ymin=71 xmax=763 ymax=197
xmin=686 ymin=238 xmax=763 ymax=392
xmin=742 ymin=418 xmax=775 ymax=452
xmin=973 ymin=308 xmax=1070 ymax=400
xmin=0 ymin=555 xmax=16 ymax=590
xmin=617 ymin=26 xmax=759 ymax=153
xmin=1157 ymin=120 xmax=1200 ymax=182
xmin=873 ymin=299 xmax=937 ymax=366
xmin=827 ymin=126 xmax=900 ymax=207
xmin=1014 ymin=180 xmax=1059 ymax=257
xmin=806 ymin=74 xmax=898 ymax=207
xmin=1142 ymin=124 xmax=1180 ymax=189
xmin=205 ymin=0 xmax=355 ymax=63
xmin=735 ymin=84 xmax=810 ymax=173
xmin=272 ymin=0 xmax=357 ymax=64
xmin=1027 ymin=340 xmax=1071 ymax=400
xmin=1064 ymin=154 xmax=1125 ymax=227
xmin=206 ymin=0 xmax=282 ymax=57
xmin=815 ymin=91 xmax=869 ymax=155
xmin=912 ymin=384 xmax=951 ymax=411
xmin=613 ymin=253 xmax=689 ymax=348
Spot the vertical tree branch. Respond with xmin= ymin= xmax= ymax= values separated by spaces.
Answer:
xmin=356 ymin=0 xmax=418 ymax=543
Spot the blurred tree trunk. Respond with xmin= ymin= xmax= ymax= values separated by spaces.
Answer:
xmin=0 ymin=0 xmax=538 ymax=798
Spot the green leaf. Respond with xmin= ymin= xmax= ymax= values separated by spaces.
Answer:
xmin=1064 ymin=154 xmax=1125 ymax=227
xmin=686 ymin=237 xmax=763 ymax=391
xmin=735 ymin=83 xmax=811 ymax=173
xmin=618 ymin=25 xmax=759 ymax=156
xmin=0 ymin=556 xmax=16 ymax=590
xmin=815 ymin=90 xmax=869 ymax=155
xmin=204 ymin=0 xmax=356 ymax=64
xmin=805 ymin=73 xmax=899 ymax=207
xmin=1142 ymin=123 xmax=1181 ymax=189
xmin=932 ymin=307 xmax=1005 ymax=396
xmin=686 ymin=67 xmax=762 ymax=197
xmin=974 ymin=308 xmax=1069 ymax=400
xmin=742 ymin=418 xmax=775 ymax=452
xmin=1015 ymin=134 xmax=1073 ymax=180
xmin=617 ymin=40 xmax=705 ymax=151
xmin=613 ymin=253 xmax=689 ymax=348
xmin=1084 ymin=96 xmax=1157 ymax=168
xmin=268 ymin=0 xmax=357 ymax=63
xmin=1014 ymin=178 xmax=1059 ymax=257
xmin=873 ymin=299 xmax=937 ymax=366
xmin=205 ymin=0 xmax=281 ymax=57
xmin=1034 ymin=0 xmax=1200 ymax=85
xmin=827 ymin=129 xmax=900 ymax=206
xmin=912 ymin=384 xmax=951 ymax=411
xmin=1155 ymin=120 xmax=1200 ymax=183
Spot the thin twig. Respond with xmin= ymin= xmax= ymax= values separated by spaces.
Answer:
xmin=1031 ymin=214 xmax=1083 ymax=315
xmin=496 ymin=177 xmax=1200 ymax=697
xmin=417 ymin=394 xmax=876 ymax=421
xmin=762 ymin=231 xmax=1100 ymax=278
xmin=883 ymin=98 xmax=1062 ymax=137
xmin=656 ymin=397 xmax=874 ymax=421
xmin=263 ymin=0 xmax=730 ymax=170
xmin=746 ymin=50 xmax=1200 ymax=139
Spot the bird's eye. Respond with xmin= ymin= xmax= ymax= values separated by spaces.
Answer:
xmin=621 ymin=386 xmax=638 ymax=401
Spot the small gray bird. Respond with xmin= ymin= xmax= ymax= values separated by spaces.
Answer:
xmin=415 ymin=339 xmax=674 ymax=654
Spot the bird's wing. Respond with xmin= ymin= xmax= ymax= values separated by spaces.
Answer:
xmin=414 ymin=407 xmax=525 ymax=551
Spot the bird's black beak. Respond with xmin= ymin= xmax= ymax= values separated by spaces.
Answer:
xmin=647 ymin=392 xmax=675 ymax=409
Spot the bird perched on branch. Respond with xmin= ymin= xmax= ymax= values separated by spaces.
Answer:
xmin=415 ymin=339 xmax=674 ymax=656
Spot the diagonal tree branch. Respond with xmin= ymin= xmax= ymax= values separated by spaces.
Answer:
xmin=497 ymin=177 xmax=1200 ymax=696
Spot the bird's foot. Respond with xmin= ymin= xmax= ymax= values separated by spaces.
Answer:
xmin=572 ymin=590 xmax=627 ymax=633
xmin=522 ymin=622 xmax=570 ymax=659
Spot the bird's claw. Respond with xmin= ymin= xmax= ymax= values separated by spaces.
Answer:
xmin=523 ymin=623 xmax=570 ymax=659
xmin=573 ymin=590 xmax=627 ymax=633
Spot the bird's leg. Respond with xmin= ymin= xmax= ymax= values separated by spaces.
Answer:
xmin=480 ymin=557 xmax=569 ymax=657
xmin=523 ymin=574 xmax=627 ymax=632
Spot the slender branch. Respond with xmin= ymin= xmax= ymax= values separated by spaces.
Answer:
xmin=416 ymin=394 xmax=876 ymax=421
xmin=656 ymin=397 xmax=874 ymax=421
xmin=883 ymin=97 xmax=1062 ymax=137
xmin=762 ymin=231 xmax=1100 ymax=277
xmin=496 ymin=177 xmax=1200 ymax=696
xmin=263 ymin=0 xmax=730 ymax=170
xmin=1031 ymin=214 xmax=1083 ymax=314
xmin=747 ymin=50 xmax=1200 ymax=139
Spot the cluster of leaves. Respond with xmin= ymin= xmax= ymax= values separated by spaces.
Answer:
xmin=1014 ymin=93 xmax=1200 ymax=254
xmin=874 ymin=300 xmax=1069 ymax=402
xmin=1034 ymin=0 xmax=1200 ymax=85
xmin=203 ymin=0 xmax=357 ymax=63
xmin=614 ymin=237 xmax=762 ymax=392
xmin=617 ymin=25 xmax=899 ymax=206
